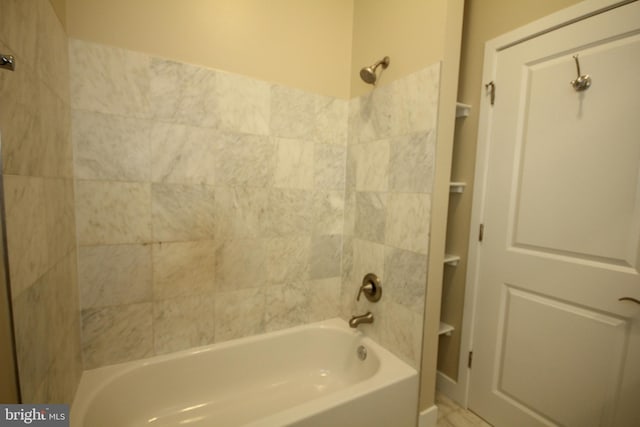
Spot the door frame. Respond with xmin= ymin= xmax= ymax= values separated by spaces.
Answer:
xmin=440 ymin=0 xmax=638 ymax=407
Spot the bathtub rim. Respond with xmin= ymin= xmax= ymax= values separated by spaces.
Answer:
xmin=71 ymin=317 xmax=418 ymax=427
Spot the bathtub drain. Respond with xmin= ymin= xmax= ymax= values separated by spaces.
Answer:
xmin=357 ymin=345 xmax=367 ymax=361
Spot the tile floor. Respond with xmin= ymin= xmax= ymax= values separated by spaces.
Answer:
xmin=436 ymin=393 xmax=493 ymax=427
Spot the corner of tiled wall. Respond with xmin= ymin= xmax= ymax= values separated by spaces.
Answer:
xmin=342 ymin=64 xmax=441 ymax=368
xmin=0 ymin=0 xmax=82 ymax=403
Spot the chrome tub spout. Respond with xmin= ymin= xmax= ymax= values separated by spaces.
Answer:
xmin=349 ymin=311 xmax=374 ymax=328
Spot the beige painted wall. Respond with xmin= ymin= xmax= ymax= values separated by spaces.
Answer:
xmin=65 ymin=0 xmax=354 ymax=99
xmin=350 ymin=0 xmax=447 ymax=97
xmin=65 ymin=0 xmax=454 ymax=99
xmin=437 ymin=0 xmax=586 ymax=381
xmin=49 ymin=0 xmax=67 ymax=28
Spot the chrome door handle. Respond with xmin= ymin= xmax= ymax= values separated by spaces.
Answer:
xmin=618 ymin=297 xmax=640 ymax=305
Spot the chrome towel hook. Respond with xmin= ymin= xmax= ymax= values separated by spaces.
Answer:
xmin=570 ymin=54 xmax=591 ymax=92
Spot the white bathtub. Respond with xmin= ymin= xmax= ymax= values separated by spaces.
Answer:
xmin=71 ymin=318 xmax=418 ymax=427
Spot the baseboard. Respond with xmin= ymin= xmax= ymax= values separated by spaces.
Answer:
xmin=436 ymin=370 xmax=468 ymax=407
xmin=418 ymin=405 xmax=438 ymax=427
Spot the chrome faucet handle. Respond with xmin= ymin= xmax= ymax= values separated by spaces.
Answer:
xmin=356 ymin=283 xmax=373 ymax=301
xmin=356 ymin=273 xmax=382 ymax=302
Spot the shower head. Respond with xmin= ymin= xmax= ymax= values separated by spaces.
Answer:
xmin=360 ymin=56 xmax=390 ymax=85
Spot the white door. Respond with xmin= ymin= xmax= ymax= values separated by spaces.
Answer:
xmin=469 ymin=1 xmax=640 ymax=426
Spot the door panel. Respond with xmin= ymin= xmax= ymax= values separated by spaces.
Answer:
xmin=497 ymin=286 xmax=628 ymax=427
xmin=469 ymin=2 xmax=640 ymax=426
xmin=514 ymin=36 xmax=640 ymax=267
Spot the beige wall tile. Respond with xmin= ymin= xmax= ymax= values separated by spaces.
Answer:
xmin=384 ymin=247 xmax=428 ymax=314
xmin=316 ymin=97 xmax=348 ymax=145
xmin=78 ymin=244 xmax=152 ymax=309
xmin=270 ymin=85 xmax=317 ymax=139
xmin=264 ymin=188 xmax=312 ymax=237
xmin=153 ymin=295 xmax=215 ymax=355
xmin=42 ymin=254 xmax=82 ymax=403
xmin=314 ymin=144 xmax=346 ymax=191
xmin=73 ymin=110 xmax=152 ymax=182
xmin=310 ymin=235 xmax=342 ymax=280
xmin=42 ymin=328 xmax=82 ymax=404
xmin=216 ymin=71 xmax=271 ymax=135
xmin=214 ymin=133 xmax=276 ymax=187
xmin=355 ymin=192 xmax=387 ymax=243
xmin=81 ymin=303 xmax=154 ymax=369
xmin=264 ymin=283 xmax=308 ymax=332
xmin=343 ymin=190 xmax=356 ymax=237
xmin=274 ymin=138 xmax=314 ymax=190
xmin=385 ymin=193 xmax=431 ymax=255
xmin=4 ymin=175 xmax=48 ymax=297
xmin=352 ymin=140 xmax=389 ymax=192
xmin=11 ymin=278 xmax=52 ymax=401
xmin=0 ymin=75 xmax=70 ymax=179
xmin=341 ymin=235 xmax=354 ymax=290
xmin=150 ymin=122 xmax=216 ymax=185
xmin=152 ymin=240 xmax=215 ymax=300
xmin=388 ymin=131 xmax=436 ymax=193
xmin=266 ymin=237 xmax=311 ymax=285
xmin=348 ymin=91 xmax=398 ymax=144
xmin=214 ymin=186 xmax=269 ymax=241
xmin=214 ymin=288 xmax=265 ymax=342
xmin=312 ymin=190 xmax=345 ymax=236
xmin=69 ymin=39 xmax=151 ymax=117
xmin=76 ymin=180 xmax=152 ymax=245
xmin=40 ymin=84 xmax=73 ymax=178
xmin=378 ymin=300 xmax=423 ymax=368
xmin=151 ymin=183 xmax=216 ymax=241
xmin=215 ymin=239 xmax=267 ymax=292
xmin=1 ymin=79 xmax=46 ymax=177
xmin=307 ymin=278 xmax=341 ymax=322
xmin=404 ymin=64 xmax=441 ymax=135
xmin=49 ymin=252 xmax=80 ymax=335
xmin=149 ymin=58 xmax=217 ymax=127
xmin=13 ymin=253 xmax=80 ymax=403
xmin=44 ymin=178 xmax=76 ymax=268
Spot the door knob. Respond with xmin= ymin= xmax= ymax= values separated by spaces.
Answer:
xmin=618 ymin=297 xmax=640 ymax=305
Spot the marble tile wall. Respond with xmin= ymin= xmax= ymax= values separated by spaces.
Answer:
xmin=0 ymin=0 xmax=82 ymax=403
xmin=69 ymin=40 xmax=348 ymax=368
xmin=342 ymin=64 xmax=441 ymax=368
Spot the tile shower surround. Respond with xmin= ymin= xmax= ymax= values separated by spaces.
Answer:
xmin=343 ymin=64 xmax=439 ymax=368
xmin=0 ymin=0 xmax=82 ymax=403
xmin=70 ymin=39 xmax=440 ymax=370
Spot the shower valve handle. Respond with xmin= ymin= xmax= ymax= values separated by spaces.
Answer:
xmin=356 ymin=273 xmax=382 ymax=303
